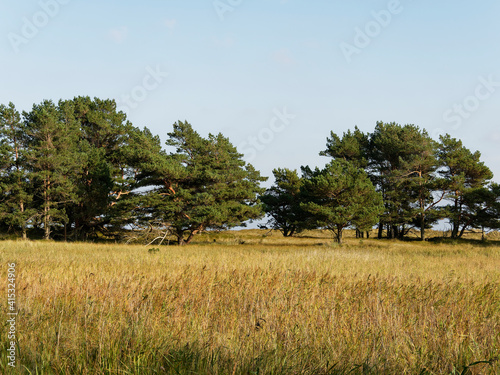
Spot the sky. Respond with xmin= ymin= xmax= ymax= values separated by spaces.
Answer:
xmin=1 ymin=0 xmax=500 ymax=187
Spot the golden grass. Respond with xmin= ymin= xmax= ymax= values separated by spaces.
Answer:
xmin=1 ymin=230 xmax=500 ymax=374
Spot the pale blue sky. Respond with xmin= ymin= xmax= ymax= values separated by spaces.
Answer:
xmin=1 ymin=0 xmax=500 ymax=184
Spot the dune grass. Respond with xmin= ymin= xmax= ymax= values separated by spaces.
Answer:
xmin=1 ymin=230 xmax=500 ymax=374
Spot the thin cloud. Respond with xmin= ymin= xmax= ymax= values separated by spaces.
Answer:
xmin=108 ymin=27 xmax=128 ymax=43
xmin=486 ymin=131 xmax=500 ymax=142
xmin=272 ymin=48 xmax=295 ymax=66
xmin=211 ymin=36 xmax=236 ymax=48
xmin=164 ymin=19 xmax=177 ymax=30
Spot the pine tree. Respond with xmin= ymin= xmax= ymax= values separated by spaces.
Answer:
xmin=22 ymin=100 xmax=81 ymax=240
xmin=369 ymin=122 xmax=445 ymax=239
xmin=392 ymin=129 xmax=446 ymax=240
xmin=260 ymin=168 xmax=310 ymax=236
xmin=456 ymin=183 xmax=500 ymax=239
xmin=110 ymin=125 xmax=169 ymax=237
xmin=301 ymin=160 xmax=383 ymax=244
xmin=320 ymin=127 xmax=375 ymax=237
xmin=0 ymin=103 xmax=35 ymax=238
xmin=320 ymin=126 xmax=370 ymax=169
xmin=320 ymin=123 xmax=498 ymax=241
xmin=66 ymin=96 xmax=136 ymax=239
xmin=438 ymin=134 xmax=493 ymax=238
xmin=139 ymin=121 xmax=267 ymax=245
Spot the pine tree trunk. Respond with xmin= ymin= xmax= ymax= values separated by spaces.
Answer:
xmin=185 ymin=232 xmax=196 ymax=244
xmin=335 ymin=226 xmax=343 ymax=245
xmin=451 ymin=197 xmax=460 ymax=238
xmin=20 ymin=201 xmax=27 ymax=240
xmin=399 ymin=225 xmax=405 ymax=240
xmin=458 ymin=225 xmax=467 ymax=238
xmin=420 ymin=216 xmax=425 ymax=241
xmin=44 ymin=177 xmax=51 ymax=240
xmin=378 ymin=222 xmax=383 ymax=239
xmin=184 ymin=225 xmax=204 ymax=245
xmin=44 ymin=212 xmax=50 ymax=240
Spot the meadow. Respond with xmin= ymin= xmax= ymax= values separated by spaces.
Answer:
xmin=1 ymin=230 xmax=500 ymax=374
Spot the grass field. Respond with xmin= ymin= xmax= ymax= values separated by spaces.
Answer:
xmin=1 ymin=230 xmax=500 ymax=374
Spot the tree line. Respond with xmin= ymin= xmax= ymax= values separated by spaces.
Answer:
xmin=0 ymin=97 xmax=265 ymax=244
xmin=262 ymin=123 xmax=500 ymax=243
xmin=1 ymin=98 xmax=499 ymax=244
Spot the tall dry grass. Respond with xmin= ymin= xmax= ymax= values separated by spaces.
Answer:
xmin=1 ymin=231 xmax=499 ymax=374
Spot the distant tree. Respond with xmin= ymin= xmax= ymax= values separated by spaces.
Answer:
xmin=0 ymin=103 xmax=35 ymax=238
xmin=22 ymin=100 xmax=82 ymax=240
xmin=139 ymin=121 xmax=267 ymax=245
xmin=320 ymin=123 xmax=464 ymax=241
xmin=437 ymin=134 xmax=493 ymax=238
xmin=369 ymin=122 xmax=414 ymax=239
xmin=476 ymin=183 xmax=500 ymax=238
xmin=392 ymin=130 xmax=446 ymax=241
xmin=301 ymin=160 xmax=383 ymax=245
xmin=320 ymin=126 xmax=370 ymax=169
xmin=260 ymin=168 xmax=310 ymax=237
xmin=320 ymin=127 xmax=374 ymax=237
xmin=0 ymin=97 xmax=179 ymax=241
xmin=65 ymin=96 xmax=140 ymax=239
xmin=109 ymin=125 xmax=170 ymax=237
xmin=367 ymin=122 xmax=448 ymax=239
xmin=456 ymin=183 xmax=500 ymax=240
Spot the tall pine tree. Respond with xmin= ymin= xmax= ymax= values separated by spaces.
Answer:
xmin=0 ymin=103 xmax=35 ymax=238
xmin=138 ymin=121 xmax=267 ymax=245
xmin=22 ymin=100 xmax=81 ymax=240
xmin=438 ymin=134 xmax=493 ymax=238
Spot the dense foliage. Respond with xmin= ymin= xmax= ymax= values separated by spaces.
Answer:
xmin=300 ymin=160 xmax=384 ymax=244
xmin=0 ymin=98 xmax=265 ymax=243
xmin=135 ymin=121 xmax=266 ymax=245
xmin=1 ymin=99 xmax=499 ymax=244
xmin=318 ymin=122 xmax=499 ymax=240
